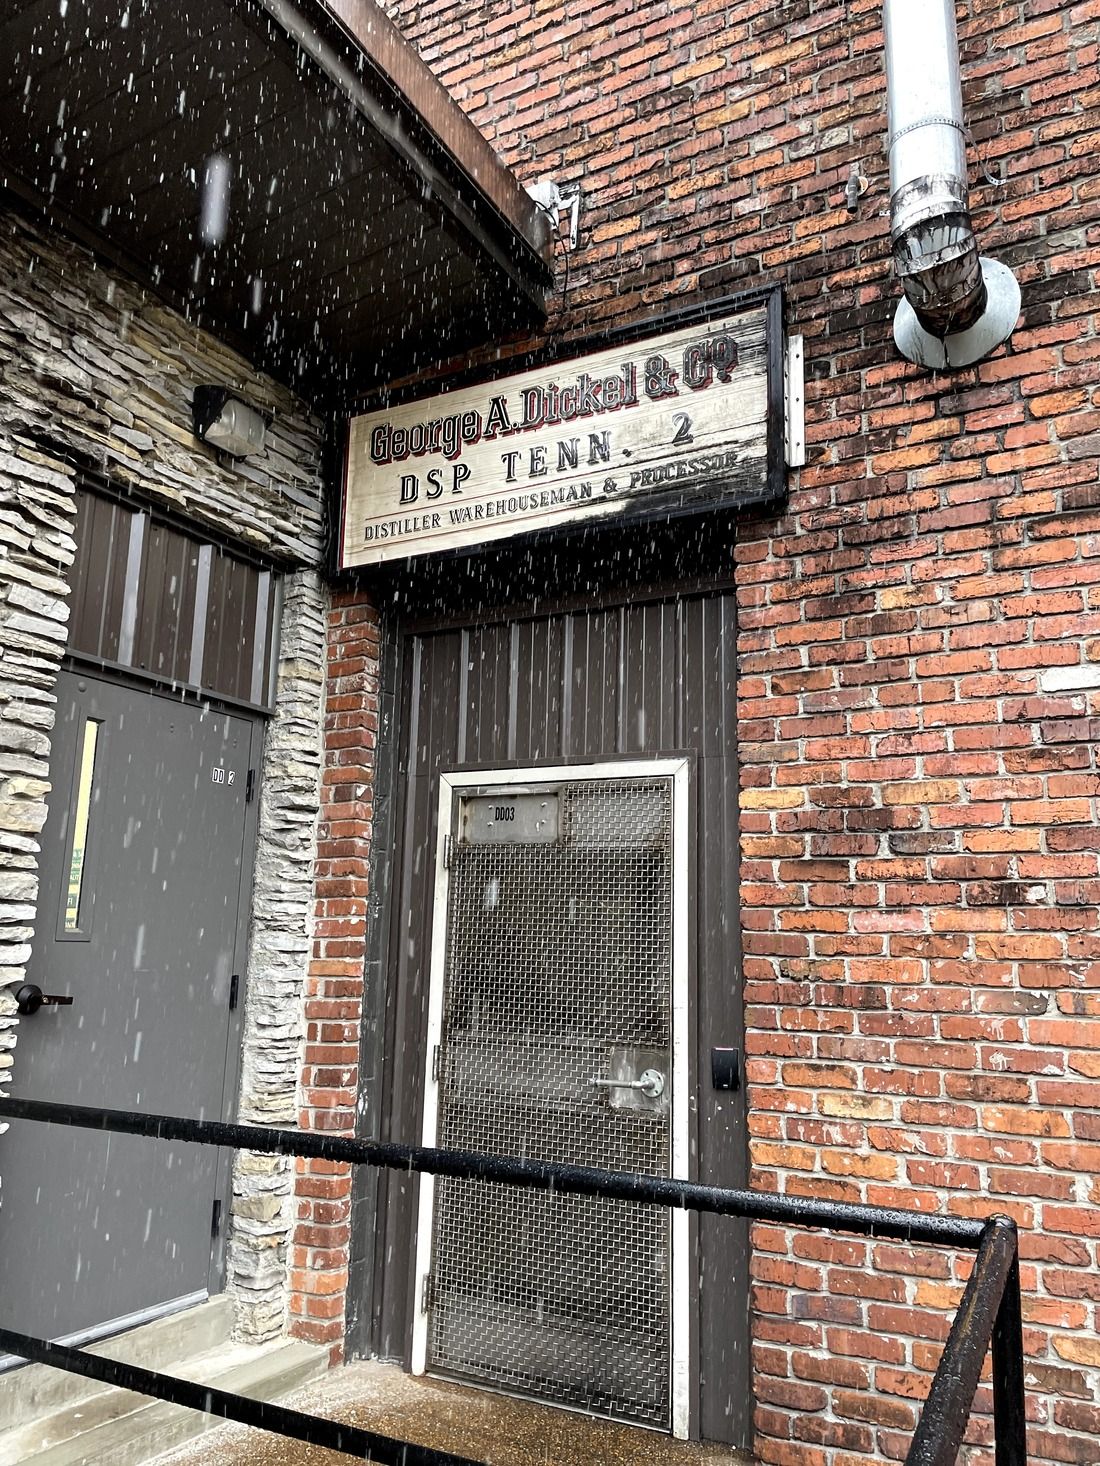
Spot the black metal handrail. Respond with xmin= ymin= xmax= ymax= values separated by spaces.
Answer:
xmin=906 ymin=1214 xmax=1026 ymax=1466
xmin=0 ymin=1095 xmax=1027 ymax=1465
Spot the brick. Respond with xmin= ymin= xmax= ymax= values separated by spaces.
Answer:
xmin=299 ymin=597 xmax=380 ymax=1327
xmin=1054 ymin=1337 xmax=1100 ymax=1369
xmin=361 ymin=3 xmax=1099 ymax=1462
xmin=833 ymin=1390 xmax=916 ymax=1430
xmin=826 ymin=1329 xmax=907 ymax=1366
xmin=981 ymin=1107 xmax=1073 ymax=1138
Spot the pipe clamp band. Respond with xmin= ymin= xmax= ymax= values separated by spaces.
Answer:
xmin=889 ymin=115 xmax=967 ymax=147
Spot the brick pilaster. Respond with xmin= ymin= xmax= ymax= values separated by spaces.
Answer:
xmin=290 ymin=595 xmax=380 ymax=1355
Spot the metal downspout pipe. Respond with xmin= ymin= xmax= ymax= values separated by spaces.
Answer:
xmin=883 ymin=0 xmax=1021 ymax=369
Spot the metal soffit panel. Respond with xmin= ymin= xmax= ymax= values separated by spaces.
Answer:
xmin=0 ymin=0 xmax=551 ymax=396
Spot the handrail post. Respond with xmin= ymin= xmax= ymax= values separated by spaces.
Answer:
xmin=991 ymin=1230 xmax=1027 ymax=1466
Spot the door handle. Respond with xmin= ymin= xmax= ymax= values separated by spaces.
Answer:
xmin=589 ymin=1067 xmax=665 ymax=1099
xmin=14 ymin=984 xmax=74 ymax=1016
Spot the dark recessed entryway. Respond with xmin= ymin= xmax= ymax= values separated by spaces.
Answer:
xmin=356 ymin=574 xmax=752 ymax=1448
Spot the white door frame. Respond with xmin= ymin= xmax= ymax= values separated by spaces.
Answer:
xmin=411 ymin=757 xmax=692 ymax=1438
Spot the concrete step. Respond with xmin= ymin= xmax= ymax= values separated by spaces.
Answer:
xmin=0 ymin=1296 xmax=235 ymax=1433
xmin=147 ymin=1360 xmax=755 ymax=1466
xmin=0 ymin=1334 xmax=329 ymax=1466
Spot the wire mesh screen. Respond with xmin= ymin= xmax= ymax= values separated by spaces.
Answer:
xmin=427 ymin=778 xmax=674 ymax=1426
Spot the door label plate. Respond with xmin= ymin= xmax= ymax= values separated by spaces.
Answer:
xmin=460 ymin=792 xmax=559 ymax=844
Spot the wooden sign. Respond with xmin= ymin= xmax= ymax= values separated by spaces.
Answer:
xmin=339 ymin=296 xmax=781 ymax=568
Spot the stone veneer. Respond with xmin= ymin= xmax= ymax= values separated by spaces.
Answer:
xmin=229 ymin=567 xmax=329 ymax=1341
xmin=0 ymin=202 xmax=327 ymax=1343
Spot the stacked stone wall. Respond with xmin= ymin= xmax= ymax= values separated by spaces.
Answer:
xmin=373 ymin=2 xmax=1100 ymax=1461
xmin=0 ymin=205 xmax=328 ymax=1344
xmin=230 ymin=567 xmax=329 ymax=1342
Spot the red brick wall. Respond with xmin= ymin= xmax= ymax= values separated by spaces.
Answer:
xmin=349 ymin=1 xmax=1097 ymax=1459
xmin=291 ymin=596 xmax=381 ymax=1354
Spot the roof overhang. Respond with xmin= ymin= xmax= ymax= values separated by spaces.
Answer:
xmin=0 ymin=0 xmax=553 ymax=401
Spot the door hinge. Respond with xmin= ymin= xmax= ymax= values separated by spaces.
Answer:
xmin=420 ymin=1272 xmax=434 ymax=1314
xmin=431 ymin=1043 xmax=441 ymax=1084
xmin=442 ymin=833 xmax=453 ymax=870
xmin=245 ymin=768 xmax=257 ymax=803
xmin=211 ymin=1198 xmax=223 ymax=1239
xmin=229 ymin=973 xmax=240 ymax=1012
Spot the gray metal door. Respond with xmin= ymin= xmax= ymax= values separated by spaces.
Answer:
xmin=414 ymin=767 xmax=689 ymax=1430
xmin=1 ymin=669 xmax=256 ymax=1346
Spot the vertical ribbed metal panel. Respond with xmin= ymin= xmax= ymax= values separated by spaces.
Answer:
xmin=620 ymin=599 xmax=680 ymax=753
xmin=561 ymin=609 xmax=622 ymax=756
xmin=64 ymin=487 xmax=279 ymax=710
xmin=68 ymin=491 xmax=133 ymax=664
xmin=203 ymin=548 xmax=260 ymax=704
xmin=133 ymin=519 xmax=200 ymax=681
xmin=376 ymin=629 xmax=464 ymax=1364
xmin=511 ymin=615 xmax=566 ymax=763
xmin=458 ymin=623 xmax=511 ymax=767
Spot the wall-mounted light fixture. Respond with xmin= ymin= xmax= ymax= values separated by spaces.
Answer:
xmin=526 ymin=178 xmax=582 ymax=249
xmin=192 ymin=386 xmax=269 ymax=458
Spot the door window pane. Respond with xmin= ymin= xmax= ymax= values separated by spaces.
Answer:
xmin=64 ymin=719 xmax=100 ymax=933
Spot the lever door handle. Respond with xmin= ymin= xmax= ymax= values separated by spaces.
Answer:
xmin=14 ymin=984 xmax=74 ymax=1016
xmin=589 ymin=1067 xmax=665 ymax=1099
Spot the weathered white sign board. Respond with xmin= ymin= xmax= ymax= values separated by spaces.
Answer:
xmin=340 ymin=301 xmax=776 ymax=568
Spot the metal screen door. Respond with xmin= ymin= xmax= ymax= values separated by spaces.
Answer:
xmin=414 ymin=762 xmax=689 ymax=1433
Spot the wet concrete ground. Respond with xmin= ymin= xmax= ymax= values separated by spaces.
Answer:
xmin=153 ymin=1361 xmax=750 ymax=1466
